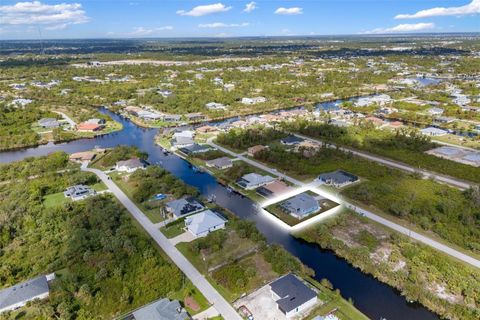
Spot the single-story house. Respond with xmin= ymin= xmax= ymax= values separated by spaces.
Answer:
xmin=69 ymin=151 xmax=96 ymax=162
xmin=317 ymin=170 xmax=358 ymax=188
xmin=241 ymin=97 xmax=267 ymax=105
xmin=178 ymin=143 xmax=213 ymax=155
xmin=280 ymin=193 xmax=320 ymax=219
xmin=196 ymin=125 xmax=219 ymax=134
xmin=270 ymin=274 xmax=318 ymax=318
xmin=206 ymin=157 xmax=233 ymax=170
xmin=427 ymin=107 xmax=444 ymax=116
xmin=280 ymin=135 xmax=304 ymax=146
xmin=164 ymin=114 xmax=182 ymax=122
xmin=166 ymin=197 xmax=205 ymax=219
xmin=205 ymin=102 xmax=228 ymax=110
xmin=364 ymin=116 xmax=385 ymax=127
xmin=236 ymin=173 xmax=276 ymax=190
xmin=132 ymin=298 xmax=189 ymax=320
xmin=172 ymin=131 xmax=195 ymax=148
xmin=85 ymin=118 xmax=106 ymax=125
xmin=256 ymin=180 xmax=292 ymax=198
xmin=38 ymin=118 xmax=60 ymax=129
xmin=420 ymin=127 xmax=448 ymax=136
xmin=77 ymin=122 xmax=105 ymax=132
xmin=185 ymin=209 xmax=227 ymax=237
xmin=247 ymin=145 xmax=268 ymax=157
xmin=186 ymin=113 xmax=205 ymax=122
xmin=0 ymin=274 xmax=55 ymax=314
xmin=64 ymin=185 xmax=96 ymax=201
xmin=115 ymin=158 xmax=148 ymax=173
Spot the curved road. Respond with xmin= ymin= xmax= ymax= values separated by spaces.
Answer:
xmin=81 ymin=163 xmax=242 ymax=320
xmin=208 ymin=139 xmax=480 ymax=269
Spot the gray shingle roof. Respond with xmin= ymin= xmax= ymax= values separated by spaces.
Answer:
xmin=270 ymin=274 xmax=316 ymax=313
xmin=317 ymin=170 xmax=358 ymax=185
xmin=133 ymin=298 xmax=190 ymax=320
xmin=166 ymin=198 xmax=204 ymax=217
xmin=0 ymin=275 xmax=49 ymax=311
xmin=280 ymin=193 xmax=319 ymax=217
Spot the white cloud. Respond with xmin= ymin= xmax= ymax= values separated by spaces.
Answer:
xmin=274 ymin=7 xmax=303 ymax=15
xmin=177 ymin=3 xmax=231 ymax=17
xmin=395 ymin=0 xmax=480 ymax=19
xmin=0 ymin=1 xmax=89 ymax=29
xmin=364 ymin=22 xmax=435 ymax=34
xmin=127 ymin=26 xmax=173 ymax=36
xmin=198 ymin=22 xmax=249 ymax=28
xmin=243 ymin=2 xmax=256 ymax=13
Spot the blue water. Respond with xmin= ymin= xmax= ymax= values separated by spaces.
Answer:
xmin=0 ymin=109 xmax=439 ymax=320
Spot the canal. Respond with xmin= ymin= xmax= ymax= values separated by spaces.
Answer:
xmin=0 ymin=109 xmax=439 ymax=320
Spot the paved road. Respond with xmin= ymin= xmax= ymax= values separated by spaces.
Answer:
xmin=53 ymin=111 xmax=77 ymax=127
xmin=293 ymin=133 xmax=474 ymax=190
xmin=81 ymin=163 xmax=242 ymax=320
xmin=208 ymin=140 xmax=480 ymax=269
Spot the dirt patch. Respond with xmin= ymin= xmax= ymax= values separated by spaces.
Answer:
xmin=429 ymin=283 xmax=463 ymax=304
xmin=184 ymin=296 xmax=200 ymax=312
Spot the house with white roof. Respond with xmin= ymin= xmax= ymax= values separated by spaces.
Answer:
xmin=236 ymin=173 xmax=275 ymax=190
xmin=420 ymin=127 xmax=448 ymax=136
xmin=185 ymin=210 xmax=227 ymax=237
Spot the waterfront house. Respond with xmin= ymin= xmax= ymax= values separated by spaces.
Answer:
xmin=185 ymin=113 xmax=205 ymax=122
xmin=185 ymin=210 xmax=227 ymax=237
xmin=280 ymin=193 xmax=320 ymax=219
xmin=236 ymin=173 xmax=275 ymax=190
xmin=196 ymin=125 xmax=219 ymax=134
xmin=166 ymin=198 xmax=205 ymax=219
xmin=205 ymin=102 xmax=228 ymax=111
xmin=205 ymin=157 xmax=233 ymax=170
xmin=178 ymin=143 xmax=213 ymax=155
xmin=77 ymin=122 xmax=105 ymax=132
xmin=241 ymin=97 xmax=267 ymax=105
xmin=115 ymin=158 xmax=148 ymax=173
xmin=256 ymin=180 xmax=292 ymax=198
xmin=270 ymin=274 xmax=318 ymax=318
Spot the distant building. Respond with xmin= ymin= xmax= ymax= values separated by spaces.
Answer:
xmin=270 ymin=274 xmax=318 ymax=318
xmin=115 ymin=158 xmax=148 ymax=173
xmin=69 ymin=151 xmax=96 ymax=162
xmin=38 ymin=118 xmax=60 ymax=129
xmin=195 ymin=125 xmax=219 ymax=134
xmin=317 ymin=170 xmax=358 ymax=188
xmin=223 ymin=83 xmax=235 ymax=92
xmin=280 ymin=193 xmax=320 ymax=219
xmin=64 ymin=185 xmax=96 ymax=201
xmin=77 ymin=122 xmax=105 ymax=132
xmin=420 ymin=127 xmax=448 ymax=136
xmin=247 ymin=145 xmax=268 ymax=157
xmin=185 ymin=210 xmax=227 ymax=237
xmin=172 ymin=131 xmax=195 ymax=148
xmin=166 ymin=198 xmax=205 ymax=219
xmin=205 ymin=157 xmax=233 ymax=170
xmin=241 ymin=97 xmax=267 ymax=105
xmin=0 ymin=274 xmax=55 ymax=314
xmin=205 ymin=102 xmax=228 ymax=111
xmin=85 ymin=118 xmax=106 ymax=125
xmin=427 ymin=107 xmax=444 ymax=116
xmin=132 ymin=298 xmax=190 ymax=320
xmin=178 ymin=143 xmax=213 ymax=155
xmin=280 ymin=135 xmax=304 ymax=146
xmin=185 ymin=113 xmax=205 ymax=122
xmin=236 ymin=173 xmax=275 ymax=190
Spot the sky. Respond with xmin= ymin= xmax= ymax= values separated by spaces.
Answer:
xmin=0 ymin=0 xmax=479 ymax=40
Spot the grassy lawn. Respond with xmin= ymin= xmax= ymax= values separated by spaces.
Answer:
xmin=156 ymin=135 xmax=172 ymax=150
xmin=432 ymin=134 xmax=480 ymax=149
xmin=160 ymin=218 xmax=186 ymax=238
xmin=176 ymin=229 xmax=258 ymax=274
xmin=264 ymin=192 xmax=339 ymax=226
xmin=91 ymin=181 xmax=107 ymax=191
xmin=43 ymin=191 xmax=68 ymax=208
xmin=111 ymin=172 xmax=166 ymax=223
xmin=169 ymin=279 xmax=211 ymax=315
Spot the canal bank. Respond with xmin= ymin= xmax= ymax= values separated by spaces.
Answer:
xmin=0 ymin=109 xmax=439 ymax=320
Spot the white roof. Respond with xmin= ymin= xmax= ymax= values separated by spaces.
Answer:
xmin=185 ymin=210 xmax=226 ymax=235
